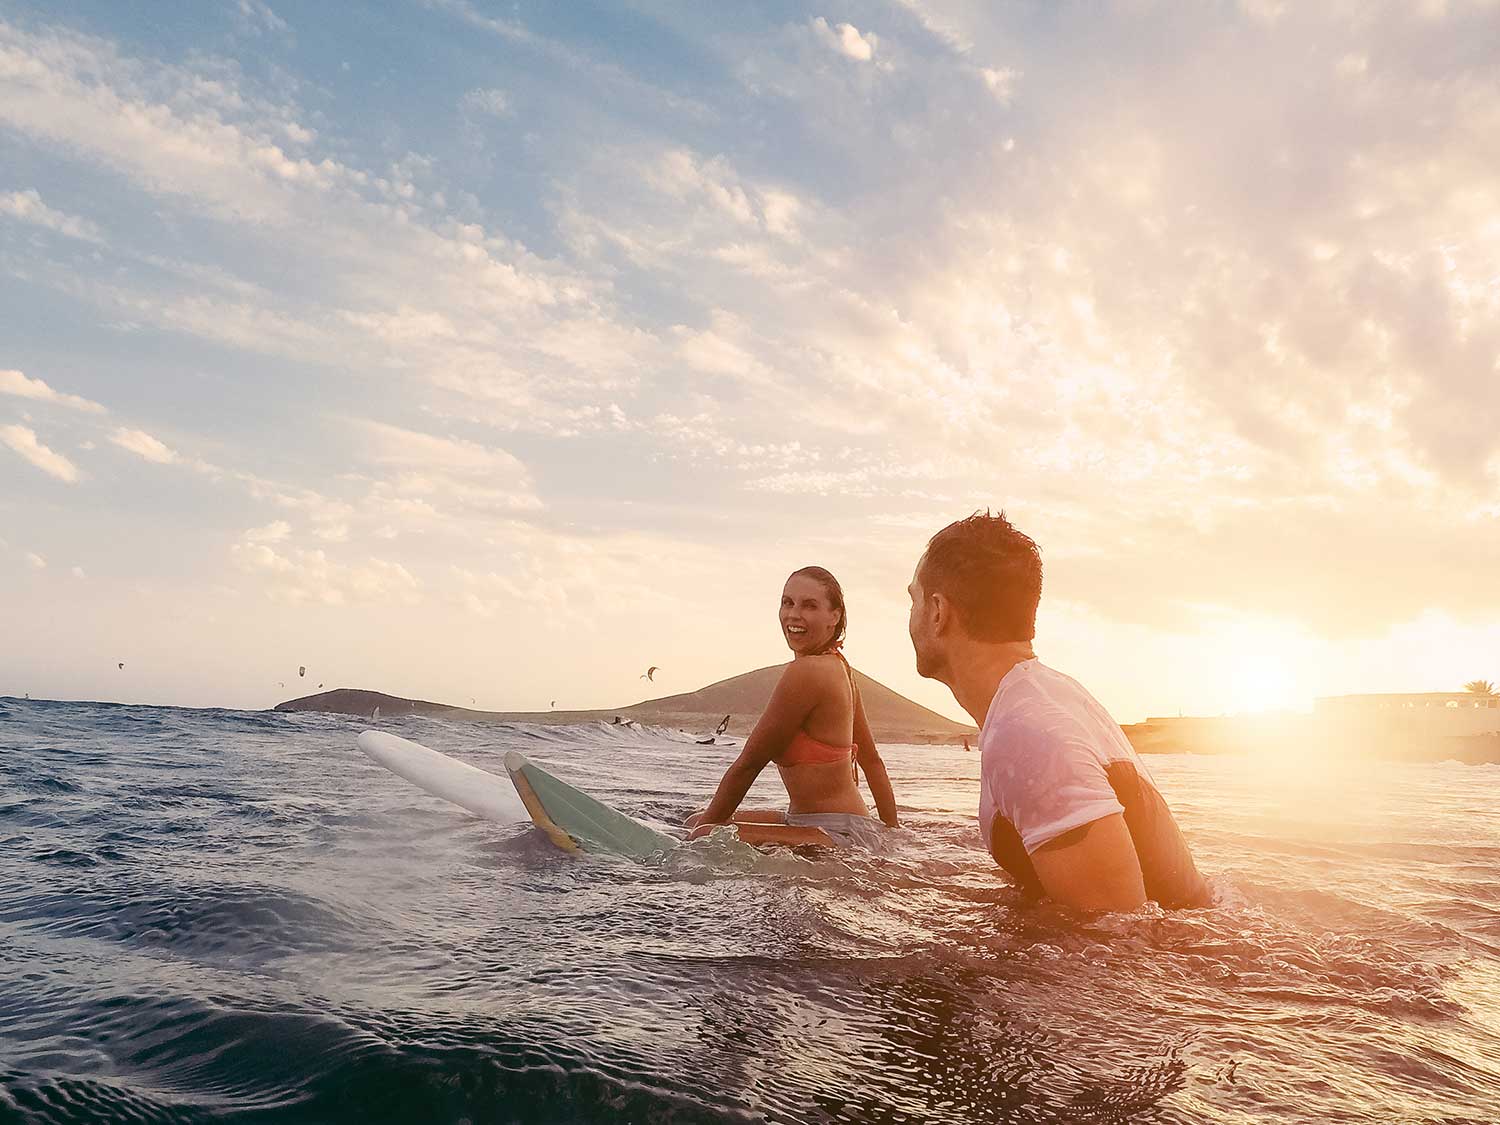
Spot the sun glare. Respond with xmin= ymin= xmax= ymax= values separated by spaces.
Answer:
xmin=1211 ymin=616 xmax=1317 ymax=716
xmin=1228 ymin=656 xmax=1298 ymax=715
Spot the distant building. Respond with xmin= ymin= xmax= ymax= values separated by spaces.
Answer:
xmin=1315 ymin=692 xmax=1500 ymax=736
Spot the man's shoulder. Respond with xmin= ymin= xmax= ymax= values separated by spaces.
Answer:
xmin=984 ymin=671 xmax=1072 ymax=736
xmin=982 ymin=703 xmax=1053 ymax=743
xmin=1000 ymin=659 xmax=1093 ymax=703
xmin=982 ymin=688 xmax=1122 ymax=766
xmin=992 ymin=663 xmax=1117 ymax=727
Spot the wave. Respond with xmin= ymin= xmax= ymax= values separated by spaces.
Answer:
xmin=4 ymin=882 xmax=373 ymax=967
xmin=3 ymin=698 xmax=1498 ymax=1123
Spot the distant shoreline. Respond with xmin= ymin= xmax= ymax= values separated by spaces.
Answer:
xmin=269 ymin=685 xmax=1500 ymax=763
xmin=10 ymin=687 xmax=1495 ymax=764
xmin=1122 ymin=714 xmax=1500 ymax=765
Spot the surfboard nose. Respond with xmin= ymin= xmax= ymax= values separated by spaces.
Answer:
xmin=504 ymin=750 xmax=527 ymax=771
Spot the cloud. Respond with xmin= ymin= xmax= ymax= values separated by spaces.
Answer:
xmin=0 ymin=22 xmax=358 ymax=226
xmin=236 ymin=475 xmax=357 ymax=537
xmin=5 ymin=0 xmax=1500 ymax=682
xmin=235 ymin=0 xmax=289 ymax=37
xmin=0 ymin=189 xmax=104 ymax=242
xmin=461 ymin=87 xmax=511 ymax=117
xmin=0 ymin=18 xmax=664 ymax=437
xmin=425 ymin=0 xmax=714 ymax=123
xmin=649 ymin=150 xmax=757 ymax=226
xmin=451 ymin=566 xmax=534 ymax=619
xmin=360 ymin=419 xmax=526 ymax=475
xmin=539 ymin=1 xmax=1500 ymax=640
xmin=446 ymin=521 xmax=732 ymax=624
xmin=232 ymin=538 xmax=422 ymax=606
xmin=110 ymin=427 xmax=177 ymax=464
xmin=244 ymin=520 xmax=292 ymax=543
xmin=25 ymin=552 xmax=46 ymax=569
xmin=673 ymin=312 xmax=777 ymax=383
xmin=810 ymin=17 xmax=877 ymax=62
xmin=564 ymin=146 xmax=816 ymax=290
xmin=70 ymin=565 xmax=85 ymax=578
xmin=745 ymin=455 xmax=967 ymax=502
xmin=890 ymin=0 xmax=973 ymax=55
xmin=0 ymin=369 xmax=107 ymax=413
xmin=214 ymin=427 xmax=541 ymax=555
xmin=980 ymin=66 xmax=1018 ymax=103
xmin=0 ymin=424 xmax=81 ymax=482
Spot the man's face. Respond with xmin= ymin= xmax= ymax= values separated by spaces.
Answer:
xmin=907 ymin=555 xmax=946 ymax=681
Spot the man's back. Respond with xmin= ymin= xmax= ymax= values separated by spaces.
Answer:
xmin=978 ymin=660 xmax=1209 ymax=909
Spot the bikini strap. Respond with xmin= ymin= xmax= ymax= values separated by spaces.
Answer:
xmin=834 ymin=650 xmax=863 ymax=787
xmin=833 ymin=648 xmax=856 ymax=700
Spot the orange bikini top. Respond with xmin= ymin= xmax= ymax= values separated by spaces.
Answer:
xmin=777 ymin=729 xmax=854 ymax=767
xmin=773 ymin=651 xmax=858 ymax=767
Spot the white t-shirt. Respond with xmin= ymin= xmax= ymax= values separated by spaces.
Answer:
xmin=977 ymin=658 xmax=1208 ymax=907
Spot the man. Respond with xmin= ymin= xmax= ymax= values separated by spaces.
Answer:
xmin=909 ymin=511 xmax=1208 ymax=911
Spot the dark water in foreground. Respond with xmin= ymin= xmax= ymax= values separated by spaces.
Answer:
xmin=2 ymin=698 xmax=1497 ymax=1124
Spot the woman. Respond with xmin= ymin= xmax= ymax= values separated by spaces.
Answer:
xmin=686 ymin=566 xmax=899 ymax=847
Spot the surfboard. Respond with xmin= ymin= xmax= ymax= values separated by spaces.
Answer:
xmin=504 ymin=751 xmax=677 ymax=860
xmin=357 ymin=730 xmax=528 ymax=824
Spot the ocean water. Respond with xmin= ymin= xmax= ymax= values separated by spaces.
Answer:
xmin=2 ymin=698 xmax=1497 ymax=1125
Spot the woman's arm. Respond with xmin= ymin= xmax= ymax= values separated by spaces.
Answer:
xmin=693 ymin=662 xmax=820 ymax=826
xmin=852 ymin=684 xmax=899 ymax=828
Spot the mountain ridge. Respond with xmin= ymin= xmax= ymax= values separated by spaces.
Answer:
xmin=273 ymin=663 xmax=977 ymax=744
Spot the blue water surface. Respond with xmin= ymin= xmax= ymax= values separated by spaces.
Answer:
xmin=2 ymin=697 xmax=1497 ymax=1123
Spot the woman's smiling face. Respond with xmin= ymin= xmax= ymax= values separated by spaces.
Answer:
xmin=780 ymin=574 xmax=841 ymax=655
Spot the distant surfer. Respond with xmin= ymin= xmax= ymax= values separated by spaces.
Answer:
xmin=963 ymin=737 xmax=971 ymax=752
xmin=715 ymin=714 xmax=730 ymax=736
xmin=687 ymin=566 xmax=899 ymax=846
xmin=908 ymin=512 xmax=1207 ymax=910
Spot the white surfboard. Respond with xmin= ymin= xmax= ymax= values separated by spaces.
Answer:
xmin=357 ymin=730 xmax=528 ymax=823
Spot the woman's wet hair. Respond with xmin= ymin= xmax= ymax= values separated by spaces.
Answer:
xmin=787 ymin=565 xmax=847 ymax=653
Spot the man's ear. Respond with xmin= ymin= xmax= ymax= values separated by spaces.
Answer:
xmin=929 ymin=591 xmax=953 ymax=636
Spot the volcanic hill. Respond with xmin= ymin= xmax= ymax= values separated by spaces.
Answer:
xmin=274 ymin=664 xmax=976 ymax=745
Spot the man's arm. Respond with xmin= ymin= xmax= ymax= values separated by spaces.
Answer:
xmin=851 ymin=686 xmax=899 ymax=828
xmin=1028 ymin=814 xmax=1147 ymax=912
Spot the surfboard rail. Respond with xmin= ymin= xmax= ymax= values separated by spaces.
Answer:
xmin=507 ymin=763 xmax=581 ymax=854
xmin=504 ymin=751 xmax=677 ymax=859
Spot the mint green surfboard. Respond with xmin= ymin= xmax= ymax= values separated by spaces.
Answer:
xmin=503 ymin=751 xmax=677 ymax=860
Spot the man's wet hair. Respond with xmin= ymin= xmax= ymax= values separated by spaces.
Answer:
xmin=920 ymin=510 xmax=1042 ymax=642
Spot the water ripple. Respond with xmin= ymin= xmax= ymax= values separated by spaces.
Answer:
xmin=1 ymin=697 xmax=1497 ymax=1123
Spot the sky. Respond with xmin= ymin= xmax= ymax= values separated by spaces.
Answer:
xmin=2 ymin=0 xmax=1498 ymax=724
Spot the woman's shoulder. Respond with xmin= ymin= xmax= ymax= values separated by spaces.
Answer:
xmin=781 ymin=653 xmax=848 ymax=688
